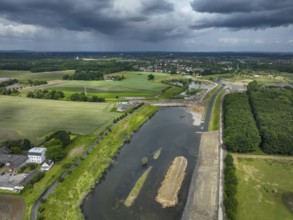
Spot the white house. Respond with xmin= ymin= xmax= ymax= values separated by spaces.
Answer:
xmin=27 ymin=148 xmax=46 ymax=164
xmin=41 ymin=159 xmax=54 ymax=171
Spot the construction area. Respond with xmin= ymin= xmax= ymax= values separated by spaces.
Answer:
xmin=182 ymin=131 xmax=220 ymax=220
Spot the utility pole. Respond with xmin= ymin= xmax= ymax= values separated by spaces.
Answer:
xmin=84 ymin=82 xmax=87 ymax=96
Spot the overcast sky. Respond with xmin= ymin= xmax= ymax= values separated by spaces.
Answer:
xmin=0 ymin=0 xmax=293 ymax=52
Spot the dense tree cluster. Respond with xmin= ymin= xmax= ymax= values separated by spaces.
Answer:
xmin=0 ymin=87 xmax=19 ymax=95
xmin=0 ymin=79 xmax=18 ymax=87
xmin=46 ymin=130 xmax=71 ymax=147
xmin=148 ymin=74 xmax=155 ymax=80
xmin=224 ymin=154 xmax=238 ymax=220
xmin=223 ymin=93 xmax=261 ymax=152
xmin=105 ymin=74 xmax=125 ymax=81
xmin=63 ymin=70 xmax=104 ymax=80
xmin=63 ymin=61 xmax=133 ymax=80
xmin=44 ymin=130 xmax=71 ymax=162
xmin=70 ymin=93 xmax=105 ymax=102
xmin=248 ymin=81 xmax=293 ymax=154
xmin=21 ymin=79 xmax=48 ymax=86
xmin=0 ymin=139 xmax=31 ymax=154
xmin=27 ymin=90 xmax=65 ymax=100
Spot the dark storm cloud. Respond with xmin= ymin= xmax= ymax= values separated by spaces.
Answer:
xmin=190 ymin=0 xmax=293 ymax=29
xmin=0 ymin=0 xmax=145 ymax=34
xmin=191 ymin=0 xmax=293 ymax=13
xmin=140 ymin=0 xmax=174 ymax=15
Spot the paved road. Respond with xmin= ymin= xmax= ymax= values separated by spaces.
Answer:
xmin=182 ymin=131 xmax=220 ymax=220
xmin=182 ymin=86 xmax=224 ymax=220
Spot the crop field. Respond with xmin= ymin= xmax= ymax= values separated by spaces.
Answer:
xmin=234 ymin=156 xmax=293 ymax=220
xmin=46 ymin=71 xmax=170 ymax=98
xmin=0 ymin=70 xmax=74 ymax=81
xmin=0 ymin=96 xmax=118 ymax=141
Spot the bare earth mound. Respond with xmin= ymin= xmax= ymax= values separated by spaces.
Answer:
xmin=156 ymin=156 xmax=188 ymax=208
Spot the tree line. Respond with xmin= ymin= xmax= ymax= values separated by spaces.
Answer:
xmin=223 ymin=92 xmax=261 ymax=152
xmin=70 ymin=93 xmax=105 ymax=102
xmin=247 ymin=81 xmax=293 ymax=155
xmin=224 ymin=154 xmax=238 ymax=220
xmin=27 ymin=90 xmax=65 ymax=100
xmin=223 ymin=81 xmax=293 ymax=155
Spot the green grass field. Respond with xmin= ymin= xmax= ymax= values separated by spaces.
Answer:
xmin=0 ymin=96 xmax=118 ymax=141
xmin=235 ymin=156 xmax=293 ymax=220
xmin=45 ymin=71 xmax=169 ymax=99
xmin=0 ymin=70 xmax=74 ymax=81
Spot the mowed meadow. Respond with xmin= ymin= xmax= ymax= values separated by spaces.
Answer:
xmin=0 ymin=96 xmax=118 ymax=141
xmin=45 ymin=71 xmax=170 ymax=99
xmin=235 ymin=156 xmax=293 ymax=220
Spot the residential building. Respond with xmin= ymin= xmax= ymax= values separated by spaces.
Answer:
xmin=41 ymin=159 xmax=54 ymax=171
xmin=27 ymin=147 xmax=46 ymax=164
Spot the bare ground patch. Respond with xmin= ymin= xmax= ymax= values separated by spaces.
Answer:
xmin=156 ymin=156 xmax=187 ymax=208
xmin=68 ymin=145 xmax=85 ymax=158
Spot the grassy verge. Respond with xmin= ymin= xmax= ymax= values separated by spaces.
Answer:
xmin=20 ymin=135 xmax=96 ymax=220
xmin=41 ymin=105 xmax=158 ymax=220
xmin=208 ymin=88 xmax=224 ymax=131
xmin=234 ymin=156 xmax=293 ymax=220
xmin=124 ymin=166 xmax=152 ymax=207
xmin=203 ymin=85 xmax=219 ymax=103
xmin=202 ymin=85 xmax=220 ymax=120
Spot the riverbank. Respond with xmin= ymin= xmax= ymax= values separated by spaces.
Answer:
xmin=82 ymin=107 xmax=200 ymax=220
xmin=39 ymin=105 xmax=158 ymax=219
xmin=182 ymin=131 xmax=220 ymax=220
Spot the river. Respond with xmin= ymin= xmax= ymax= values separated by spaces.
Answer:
xmin=82 ymin=107 xmax=202 ymax=220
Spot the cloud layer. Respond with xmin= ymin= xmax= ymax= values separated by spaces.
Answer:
xmin=0 ymin=0 xmax=292 ymax=51
xmin=191 ymin=0 xmax=293 ymax=29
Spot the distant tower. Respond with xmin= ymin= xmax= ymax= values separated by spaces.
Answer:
xmin=75 ymin=56 xmax=79 ymax=60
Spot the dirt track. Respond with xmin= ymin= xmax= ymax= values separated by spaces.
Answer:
xmin=156 ymin=156 xmax=188 ymax=208
xmin=182 ymin=131 xmax=220 ymax=220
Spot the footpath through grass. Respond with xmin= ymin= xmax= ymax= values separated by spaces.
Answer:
xmin=208 ymin=88 xmax=224 ymax=131
xmin=234 ymin=156 xmax=293 ymax=220
xmin=41 ymin=105 xmax=158 ymax=220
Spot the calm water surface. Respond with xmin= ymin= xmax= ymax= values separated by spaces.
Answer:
xmin=82 ymin=107 xmax=201 ymax=220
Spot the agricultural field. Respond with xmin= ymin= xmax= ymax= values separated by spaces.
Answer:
xmin=45 ymin=71 xmax=170 ymax=99
xmin=234 ymin=156 xmax=293 ymax=220
xmin=0 ymin=96 xmax=118 ymax=141
xmin=0 ymin=70 xmax=73 ymax=81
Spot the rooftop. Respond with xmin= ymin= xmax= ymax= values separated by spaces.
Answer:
xmin=28 ymin=147 xmax=46 ymax=154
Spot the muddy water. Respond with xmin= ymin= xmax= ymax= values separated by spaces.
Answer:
xmin=0 ymin=195 xmax=25 ymax=220
xmin=82 ymin=107 xmax=202 ymax=220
